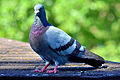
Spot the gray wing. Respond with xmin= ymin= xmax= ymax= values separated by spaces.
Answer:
xmin=45 ymin=26 xmax=105 ymax=68
xmin=45 ymin=26 xmax=85 ymax=56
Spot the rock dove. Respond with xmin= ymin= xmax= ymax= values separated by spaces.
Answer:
xmin=29 ymin=4 xmax=105 ymax=73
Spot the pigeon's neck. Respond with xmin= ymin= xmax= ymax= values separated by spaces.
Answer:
xmin=37 ymin=12 xmax=51 ymax=27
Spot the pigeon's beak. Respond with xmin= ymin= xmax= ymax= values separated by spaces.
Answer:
xmin=34 ymin=10 xmax=40 ymax=14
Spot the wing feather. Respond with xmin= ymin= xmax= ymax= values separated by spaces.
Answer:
xmin=45 ymin=26 xmax=76 ymax=56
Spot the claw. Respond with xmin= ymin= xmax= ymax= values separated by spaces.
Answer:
xmin=33 ymin=62 xmax=50 ymax=73
xmin=46 ymin=70 xmax=58 ymax=73
xmin=46 ymin=65 xmax=58 ymax=73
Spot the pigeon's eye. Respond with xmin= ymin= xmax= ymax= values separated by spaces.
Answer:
xmin=40 ymin=7 xmax=43 ymax=10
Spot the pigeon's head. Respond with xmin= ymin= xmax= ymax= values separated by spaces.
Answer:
xmin=34 ymin=4 xmax=45 ymax=17
xmin=34 ymin=4 xmax=51 ymax=27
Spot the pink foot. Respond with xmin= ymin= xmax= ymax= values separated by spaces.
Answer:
xmin=33 ymin=62 xmax=50 ymax=73
xmin=46 ymin=65 xmax=58 ymax=73
xmin=46 ymin=70 xmax=58 ymax=73
xmin=32 ymin=69 xmax=46 ymax=72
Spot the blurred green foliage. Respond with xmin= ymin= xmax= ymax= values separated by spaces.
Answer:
xmin=0 ymin=0 xmax=120 ymax=62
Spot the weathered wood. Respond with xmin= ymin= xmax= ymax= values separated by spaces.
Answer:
xmin=0 ymin=37 xmax=120 ymax=80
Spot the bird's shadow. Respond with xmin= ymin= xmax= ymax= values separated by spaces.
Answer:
xmin=49 ymin=65 xmax=108 ymax=72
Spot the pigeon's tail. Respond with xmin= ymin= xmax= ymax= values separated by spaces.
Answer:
xmin=68 ymin=49 xmax=105 ymax=68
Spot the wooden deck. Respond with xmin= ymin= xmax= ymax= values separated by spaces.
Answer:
xmin=0 ymin=37 xmax=120 ymax=80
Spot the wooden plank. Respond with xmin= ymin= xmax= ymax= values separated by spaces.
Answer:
xmin=0 ymin=38 xmax=42 ymax=63
xmin=0 ymin=54 xmax=39 ymax=57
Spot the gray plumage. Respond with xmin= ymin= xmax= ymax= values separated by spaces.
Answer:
xmin=29 ymin=4 xmax=105 ymax=73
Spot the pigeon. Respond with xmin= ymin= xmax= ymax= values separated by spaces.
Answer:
xmin=29 ymin=4 xmax=105 ymax=73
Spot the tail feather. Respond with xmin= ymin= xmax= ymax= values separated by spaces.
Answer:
xmin=83 ymin=49 xmax=104 ymax=61
xmin=68 ymin=49 xmax=105 ymax=68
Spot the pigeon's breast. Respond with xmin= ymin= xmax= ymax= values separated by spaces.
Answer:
xmin=29 ymin=32 xmax=44 ymax=53
xmin=29 ymin=32 xmax=55 ymax=62
xmin=29 ymin=25 xmax=49 ymax=53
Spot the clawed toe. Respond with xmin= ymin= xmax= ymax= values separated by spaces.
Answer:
xmin=46 ymin=70 xmax=58 ymax=73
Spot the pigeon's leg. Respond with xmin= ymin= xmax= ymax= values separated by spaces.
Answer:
xmin=47 ymin=62 xmax=58 ymax=73
xmin=33 ymin=62 xmax=50 ymax=72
